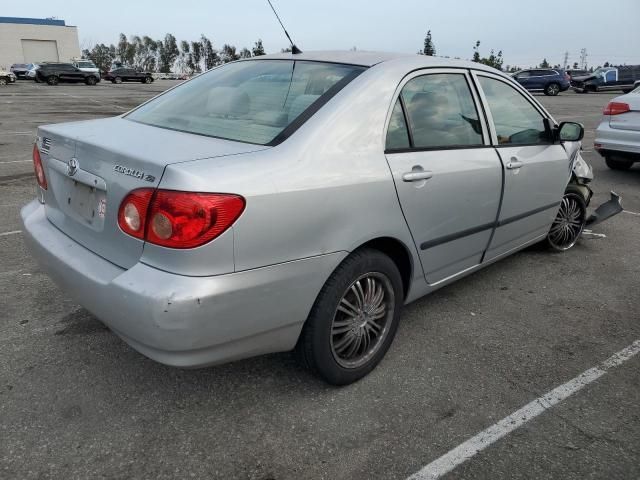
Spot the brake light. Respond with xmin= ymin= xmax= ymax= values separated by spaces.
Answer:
xmin=32 ymin=144 xmax=47 ymax=189
xmin=118 ymin=189 xmax=245 ymax=248
xmin=603 ymin=102 xmax=630 ymax=115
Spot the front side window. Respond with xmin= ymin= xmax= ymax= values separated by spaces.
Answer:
xmin=127 ymin=60 xmax=365 ymax=145
xmin=478 ymin=76 xmax=550 ymax=145
xmin=399 ymin=73 xmax=483 ymax=149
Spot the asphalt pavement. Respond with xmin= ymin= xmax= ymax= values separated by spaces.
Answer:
xmin=0 ymin=80 xmax=638 ymax=480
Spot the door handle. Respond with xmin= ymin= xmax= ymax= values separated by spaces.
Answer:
xmin=506 ymin=157 xmax=524 ymax=170
xmin=402 ymin=170 xmax=433 ymax=182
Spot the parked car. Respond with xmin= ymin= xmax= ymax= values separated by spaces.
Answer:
xmin=512 ymin=68 xmax=571 ymax=96
xmin=595 ymin=85 xmax=640 ymax=169
xmin=71 ymin=59 xmax=101 ymax=81
xmin=10 ymin=63 xmax=30 ymax=79
xmin=35 ymin=63 xmax=99 ymax=85
xmin=571 ymin=65 xmax=640 ymax=93
xmin=0 ymin=69 xmax=17 ymax=85
xmin=103 ymin=67 xmax=154 ymax=84
xmin=21 ymin=51 xmax=622 ymax=385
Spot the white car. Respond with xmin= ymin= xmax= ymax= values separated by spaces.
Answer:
xmin=71 ymin=59 xmax=101 ymax=81
xmin=595 ymin=85 xmax=640 ymax=169
xmin=0 ymin=69 xmax=17 ymax=85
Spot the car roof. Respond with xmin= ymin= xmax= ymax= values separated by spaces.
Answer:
xmin=245 ymin=50 xmax=512 ymax=77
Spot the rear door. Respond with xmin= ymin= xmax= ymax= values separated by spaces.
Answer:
xmin=473 ymin=72 xmax=570 ymax=261
xmin=384 ymin=69 xmax=503 ymax=284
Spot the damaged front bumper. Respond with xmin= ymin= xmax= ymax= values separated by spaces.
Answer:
xmin=586 ymin=191 xmax=623 ymax=227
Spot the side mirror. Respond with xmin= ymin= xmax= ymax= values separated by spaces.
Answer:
xmin=558 ymin=122 xmax=584 ymax=142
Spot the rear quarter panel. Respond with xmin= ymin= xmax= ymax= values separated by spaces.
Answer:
xmin=159 ymin=65 xmax=422 ymax=281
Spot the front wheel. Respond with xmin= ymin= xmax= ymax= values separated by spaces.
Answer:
xmin=0 ymin=77 xmax=7 ymax=86
xmin=545 ymin=191 xmax=586 ymax=252
xmin=85 ymin=76 xmax=97 ymax=86
xmin=544 ymin=83 xmax=560 ymax=96
xmin=296 ymin=249 xmax=403 ymax=385
xmin=47 ymin=75 xmax=59 ymax=86
xmin=114 ymin=76 xmax=122 ymax=84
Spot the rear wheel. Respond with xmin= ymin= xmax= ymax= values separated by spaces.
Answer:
xmin=296 ymin=248 xmax=403 ymax=385
xmin=544 ymin=83 xmax=560 ymax=96
xmin=114 ymin=76 xmax=122 ymax=84
xmin=545 ymin=191 xmax=586 ymax=252
xmin=47 ymin=75 xmax=59 ymax=86
xmin=605 ymin=157 xmax=633 ymax=170
xmin=143 ymin=76 xmax=153 ymax=84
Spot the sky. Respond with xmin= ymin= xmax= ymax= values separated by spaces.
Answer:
xmin=5 ymin=0 xmax=640 ymax=68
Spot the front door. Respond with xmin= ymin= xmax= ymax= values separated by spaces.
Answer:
xmin=473 ymin=73 xmax=571 ymax=261
xmin=384 ymin=70 xmax=503 ymax=284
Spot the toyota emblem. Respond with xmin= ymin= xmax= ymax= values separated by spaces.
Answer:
xmin=67 ymin=157 xmax=79 ymax=176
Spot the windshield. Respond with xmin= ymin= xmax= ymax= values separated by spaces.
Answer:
xmin=126 ymin=60 xmax=365 ymax=145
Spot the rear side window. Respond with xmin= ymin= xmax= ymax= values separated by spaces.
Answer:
xmin=385 ymin=99 xmax=410 ymax=150
xmin=127 ymin=60 xmax=365 ymax=145
xmin=398 ymin=73 xmax=483 ymax=149
xmin=478 ymin=76 xmax=550 ymax=145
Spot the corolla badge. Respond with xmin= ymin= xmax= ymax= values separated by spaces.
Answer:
xmin=67 ymin=157 xmax=79 ymax=176
xmin=114 ymin=164 xmax=156 ymax=183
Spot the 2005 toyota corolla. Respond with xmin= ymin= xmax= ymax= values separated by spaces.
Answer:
xmin=21 ymin=51 xmax=621 ymax=385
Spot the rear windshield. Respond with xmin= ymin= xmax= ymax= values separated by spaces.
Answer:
xmin=126 ymin=60 xmax=365 ymax=145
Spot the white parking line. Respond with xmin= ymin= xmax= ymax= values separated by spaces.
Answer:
xmin=407 ymin=340 xmax=640 ymax=480
xmin=0 ymin=160 xmax=31 ymax=164
xmin=0 ymin=132 xmax=34 ymax=136
xmin=0 ymin=230 xmax=22 ymax=237
xmin=623 ymin=210 xmax=640 ymax=216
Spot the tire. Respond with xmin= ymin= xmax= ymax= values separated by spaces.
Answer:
xmin=544 ymin=83 xmax=560 ymax=96
xmin=0 ymin=77 xmax=7 ymax=86
xmin=296 ymin=248 xmax=403 ymax=385
xmin=85 ymin=76 xmax=97 ymax=86
xmin=545 ymin=190 xmax=586 ymax=252
xmin=47 ymin=75 xmax=59 ymax=86
xmin=605 ymin=157 xmax=633 ymax=170
xmin=114 ymin=76 xmax=122 ymax=84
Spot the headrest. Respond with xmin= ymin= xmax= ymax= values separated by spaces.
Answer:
xmin=207 ymin=87 xmax=250 ymax=117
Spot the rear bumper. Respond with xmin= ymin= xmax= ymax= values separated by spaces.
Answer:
xmin=595 ymin=121 xmax=640 ymax=157
xmin=21 ymin=200 xmax=345 ymax=367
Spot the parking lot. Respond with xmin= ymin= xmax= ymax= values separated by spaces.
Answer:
xmin=1 ymin=80 xmax=639 ymax=479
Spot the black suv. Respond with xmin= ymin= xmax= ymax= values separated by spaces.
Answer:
xmin=103 ymin=67 xmax=154 ymax=84
xmin=36 ymin=63 xmax=99 ymax=86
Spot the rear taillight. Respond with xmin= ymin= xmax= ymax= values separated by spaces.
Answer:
xmin=118 ymin=189 xmax=245 ymax=249
xmin=32 ymin=144 xmax=47 ymax=190
xmin=603 ymin=102 xmax=630 ymax=115
xmin=118 ymin=188 xmax=154 ymax=239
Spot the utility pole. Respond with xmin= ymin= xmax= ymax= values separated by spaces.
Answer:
xmin=580 ymin=48 xmax=588 ymax=70
xmin=563 ymin=51 xmax=569 ymax=69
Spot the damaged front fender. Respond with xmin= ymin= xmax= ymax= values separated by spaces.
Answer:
xmin=586 ymin=191 xmax=623 ymax=227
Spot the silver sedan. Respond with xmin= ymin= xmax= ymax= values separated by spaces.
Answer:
xmin=595 ymin=85 xmax=640 ymax=170
xmin=21 ymin=51 xmax=602 ymax=384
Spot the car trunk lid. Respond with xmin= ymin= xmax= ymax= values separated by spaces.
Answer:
xmin=38 ymin=117 xmax=267 ymax=269
xmin=609 ymin=94 xmax=640 ymax=132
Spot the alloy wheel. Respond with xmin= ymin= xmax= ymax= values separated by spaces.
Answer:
xmin=330 ymin=272 xmax=394 ymax=369
xmin=547 ymin=194 xmax=586 ymax=251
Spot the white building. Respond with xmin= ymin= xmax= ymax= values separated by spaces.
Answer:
xmin=0 ymin=17 xmax=80 ymax=69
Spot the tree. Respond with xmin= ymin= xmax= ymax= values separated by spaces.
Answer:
xmin=539 ymin=58 xmax=550 ymax=68
xmin=252 ymin=39 xmax=265 ymax=56
xmin=573 ymin=61 xmax=579 ymax=69
xmin=191 ymin=41 xmax=203 ymax=73
xmin=85 ymin=43 xmax=115 ymax=72
xmin=201 ymin=35 xmax=219 ymax=70
xmin=422 ymin=30 xmax=436 ymax=56
xmin=158 ymin=34 xmax=179 ymax=73
xmin=220 ymin=44 xmax=240 ymax=63
xmin=603 ymin=61 xmax=610 ymax=67
xmin=472 ymin=41 xmax=481 ymax=63
xmin=471 ymin=41 xmax=503 ymax=70
xmin=239 ymin=47 xmax=251 ymax=59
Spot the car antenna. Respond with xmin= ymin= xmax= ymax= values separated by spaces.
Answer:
xmin=266 ymin=0 xmax=302 ymax=54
